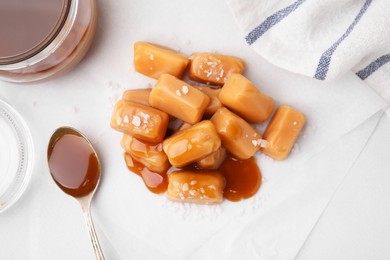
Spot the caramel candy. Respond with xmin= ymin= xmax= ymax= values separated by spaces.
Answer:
xmin=219 ymin=73 xmax=274 ymax=122
xmin=111 ymin=100 xmax=169 ymax=143
xmin=197 ymin=147 xmax=226 ymax=169
xmin=122 ymin=89 xmax=151 ymax=106
xmin=121 ymin=135 xmax=170 ymax=173
xmin=134 ymin=41 xmax=189 ymax=79
xmin=211 ymin=107 xmax=262 ymax=160
xmin=194 ymin=86 xmax=223 ymax=116
xmin=149 ymin=74 xmax=210 ymax=124
xmin=163 ymin=120 xmax=221 ymax=167
xmin=167 ymin=170 xmax=224 ymax=204
xmin=261 ymin=105 xmax=306 ymax=160
xmin=189 ymin=53 xmax=245 ymax=85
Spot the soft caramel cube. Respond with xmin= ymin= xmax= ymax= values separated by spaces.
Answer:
xmin=149 ymin=74 xmax=210 ymax=124
xmin=111 ymin=100 xmax=169 ymax=143
xmin=121 ymin=135 xmax=170 ymax=173
xmin=167 ymin=170 xmax=224 ymax=204
xmin=122 ymin=89 xmax=151 ymax=106
xmin=134 ymin=41 xmax=189 ymax=79
xmin=211 ymin=107 xmax=262 ymax=160
xmin=219 ymin=73 xmax=274 ymax=122
xmin=197 ymin=147 xmax=226 ymax=169
xmin=189 ymin=53 xmax=246 ymax=85
xmin=194 ymin=86 xmax=223 ymax=116
xmin=261 ymin=105 xmax=306 ymax=160
xmin=163 ymin=120 xmax=221 ymax=167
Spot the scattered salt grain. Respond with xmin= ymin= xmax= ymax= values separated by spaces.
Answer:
xmin=219 ymin=69 xmax=224 ymax=78
xmin=182 ymin=183 xmax=189 ymax=192
xmin=181 ymin=85 xmax=189 ymax=95
xmin=131 ymin=116 xmax=141 ymax=126
xmin=176 ymin=90 xmax=182 ymax=96
xmin=190 ymin=180 xmax=197 ymax=185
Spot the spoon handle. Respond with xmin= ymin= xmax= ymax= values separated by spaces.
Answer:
xmin=80 ymin=199 xmax=105 ymax=260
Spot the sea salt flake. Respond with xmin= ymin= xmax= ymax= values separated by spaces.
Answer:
xmin=149 ymin=54 xmax=154 ymax=60
xmin=181 ymin=86 xmax=189 ymax=94
xmin=219 ymin=69 xmax=224 ymax=78
xmin=252 ymin=140 xmax=258 ymax=147
xmin=123 ymin=115 xmax=130 ymax=124
xmin=116 ymin=117 xmax=122 ymax=125
xmin=140 ymin=112 xmax=150 ymax=123
xmin=259 ymin=139 xmax=268 ymax=148
xmin=132 ymin=116 xmax=141 ymax=126
xmin=293 ymin=121 xmax=297 ymax=125
xmin=190 ymin=180 xmax=197 ymax=185
xmin=176 ymin=90 xmax=182 ymax=96
xmin=182 ymin=183 xmax=189 ymax=191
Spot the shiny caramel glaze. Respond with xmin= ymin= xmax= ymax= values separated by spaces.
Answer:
xmin=124 ymin=151 xmax=262 ymax=202
xmin=220 ymin=155 xmax=262 ymax=202
xmin=47 ymin=129 xmax=100 ymax=198
xmin=124 ymin=153 xmax=168 ymax=194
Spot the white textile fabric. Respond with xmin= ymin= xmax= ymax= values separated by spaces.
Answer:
xmin=226 ymin=0 xmax=390 ymax=103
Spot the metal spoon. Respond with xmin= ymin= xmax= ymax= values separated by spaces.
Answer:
xmin=47 ymin=127 xmax=105 ymax=260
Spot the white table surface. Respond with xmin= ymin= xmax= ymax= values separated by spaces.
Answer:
xmin=1 ymin=1 xmax=389 ymax=259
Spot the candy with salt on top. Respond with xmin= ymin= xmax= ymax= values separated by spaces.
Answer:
xmin=121 ymin=134 xmax=170 ymax=173
xmin=133 ymin=41 xmax=189 ymax=79
xmin=163 ymin=120 xmax=221 ymax=167
xmin=219 ymin=73 xmax=274 ymax=122
xmin=211 ymin=107 xmax=263 ymax=160
xmin=149 ymin=74 xmax=210 ymax=124
xmin=262 ymin=105 xmax=306 ymax=160
xmin=110 ymin=100 xmax=169 ymax=143
xmin=167 ymin=170 xmax=224 ymax=204
xmin=189 ymin=53 xmax=246 ymax=85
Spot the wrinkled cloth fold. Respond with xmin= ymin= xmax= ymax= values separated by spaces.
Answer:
xmin=226 ymin=0 xmax=390 ymax=103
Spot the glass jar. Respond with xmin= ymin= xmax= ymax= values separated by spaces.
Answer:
xmin=0 ymin=0 xmax=97 ymax=83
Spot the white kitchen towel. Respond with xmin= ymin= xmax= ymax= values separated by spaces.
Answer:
xmin=226 ymin=0 xmax=390 ymax=103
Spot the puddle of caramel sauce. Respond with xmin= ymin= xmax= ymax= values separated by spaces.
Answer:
xmin=124 ymin=153 xmax=168 ymax=194
xmin=124 ymin=151 xmax=261 ymax=201
xmin=48 ymin=131 xmax=100 ymax=198
xmin=219 ymin=155 xmax=262 ymax=202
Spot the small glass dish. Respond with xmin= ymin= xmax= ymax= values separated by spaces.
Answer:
xmin=0 ymin=99 xmax=33 ymax=213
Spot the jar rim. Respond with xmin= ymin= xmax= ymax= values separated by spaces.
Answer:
xmin=0 ymin=0 xmax=72 ymax=65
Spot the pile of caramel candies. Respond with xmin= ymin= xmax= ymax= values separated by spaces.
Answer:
xmin=111 ymin=42 xmax=306 ymax=204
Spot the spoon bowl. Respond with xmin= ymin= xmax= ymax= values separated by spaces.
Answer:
xmin=47 ymin=127 xmax=105 ymax=260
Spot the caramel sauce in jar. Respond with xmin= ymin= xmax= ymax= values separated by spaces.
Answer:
xmin=47 ymin=131 xmax=100 ymax=198
xmin=124 ymin=153 xmax=168 ymax=194
xmin=0 ymin=0 xmax=97 ymax=83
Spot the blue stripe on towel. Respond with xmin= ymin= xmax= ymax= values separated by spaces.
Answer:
xmin=245 ymin=0 xmax=306 ymax=45
xmin=314 ymin=0 xmax=373 ymax=80
xmin=356 ymin=54 xmax=390 ymax=80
